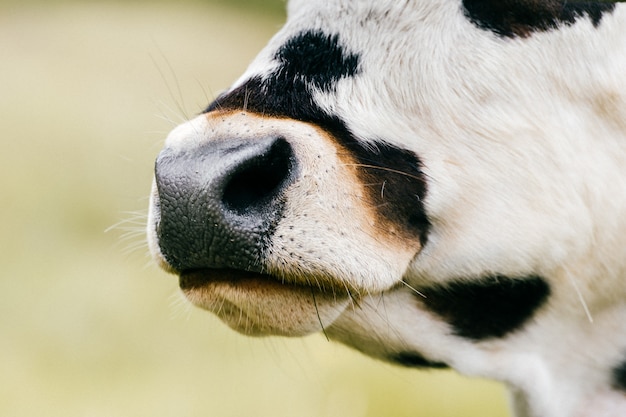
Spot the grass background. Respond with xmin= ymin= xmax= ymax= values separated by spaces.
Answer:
xmin=0 ymin=1 xmax=509 ymax=416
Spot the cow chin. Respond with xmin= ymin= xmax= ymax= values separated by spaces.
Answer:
xmin=179 ymin=269 xmax=352 ymax=337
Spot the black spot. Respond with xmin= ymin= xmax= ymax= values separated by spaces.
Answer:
xmin=391 ymin=352 xmax=449 ymax=369
xmin=420 ymin=275 xmax=550 ymax=340
xmin=206 ymin=30 xmax=430 ymax=246
xmin=463 ymin=0 xmax=617 ymax=38
xmin=612 ymin=358 xmax=626 ymax=392
xmin=206 ymin=29 xmax=359 ymax=120
xmin=275 ymin=30 xmax=360 ymax=92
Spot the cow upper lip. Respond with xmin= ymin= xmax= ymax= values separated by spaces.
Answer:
xmin=179 ymin=267 xmax=359 ymax=297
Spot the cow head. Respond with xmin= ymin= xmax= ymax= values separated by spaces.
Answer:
xmin=148 ymin=1 xmax=626 ymax=416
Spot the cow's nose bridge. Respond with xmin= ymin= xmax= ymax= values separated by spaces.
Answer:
xmin=153 ymin=134 xmax=298 ymax=273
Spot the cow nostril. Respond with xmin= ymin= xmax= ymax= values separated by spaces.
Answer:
xmin=222 ymin=137 xmax=295 ymax=215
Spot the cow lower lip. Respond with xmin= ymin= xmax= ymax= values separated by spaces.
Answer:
xmin=178 ymin=268 xmax=353 ymax=337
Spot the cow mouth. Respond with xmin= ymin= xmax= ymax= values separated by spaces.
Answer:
xmin=178 ymin=269 xmax=352 ymax=337
xmin=180 ymin=268 xmax=286 ymax=291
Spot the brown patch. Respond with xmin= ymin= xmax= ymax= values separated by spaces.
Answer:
xmin=334 ymin=142 xmax=428 ymax=246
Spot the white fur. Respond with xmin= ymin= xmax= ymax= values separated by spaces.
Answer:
xmin=149 ymin=2 xmax=626 ymax=416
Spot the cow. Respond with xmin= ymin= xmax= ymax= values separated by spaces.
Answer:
xmin=147 ymin=1 xmax=626 ymax=416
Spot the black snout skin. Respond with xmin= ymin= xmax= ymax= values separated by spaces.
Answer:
xmin=154 ymin=136 xmax=297 ymax=273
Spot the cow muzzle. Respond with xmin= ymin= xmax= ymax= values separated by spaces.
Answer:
xmin=147 ymin=111 xmax=421 ymax=336
xmin=148 ymin=112 xmax=356 ymax=336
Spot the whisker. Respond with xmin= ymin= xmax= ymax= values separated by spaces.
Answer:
xmin=565 ymin=267 xmax=594 ymax=323
xmin=193 ymin=77 xmax=216 ymax=110
xmin=400 ymin=280 xmax=427 ymax=298
xmin=243 ymin=86 xmax=251 ymax=112
xmin=106 ymin=211 xmax=152 ymax=259
xmin=341 ymin=163 xmax=425 ymax=181
xmin=168 ymin=290 xmax=194 ymax=321
xmin=104 ymin=212 xmax=146 ymax=234
xmin=154 ymin=96 xmax=194 ymax=125
xmin=311 ymin=288 xmax=330 ymax=341
xmin=154 ymin=104 xmax=188 ymax=127
xmin=149 ymin=44 xmax=188 ymax=120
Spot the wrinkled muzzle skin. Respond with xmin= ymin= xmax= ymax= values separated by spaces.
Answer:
xmin=147 ymin=1 xmax=626 ymax=417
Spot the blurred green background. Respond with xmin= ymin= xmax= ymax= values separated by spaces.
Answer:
xmin=0 ymin=1 xmax=509 ymax=416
